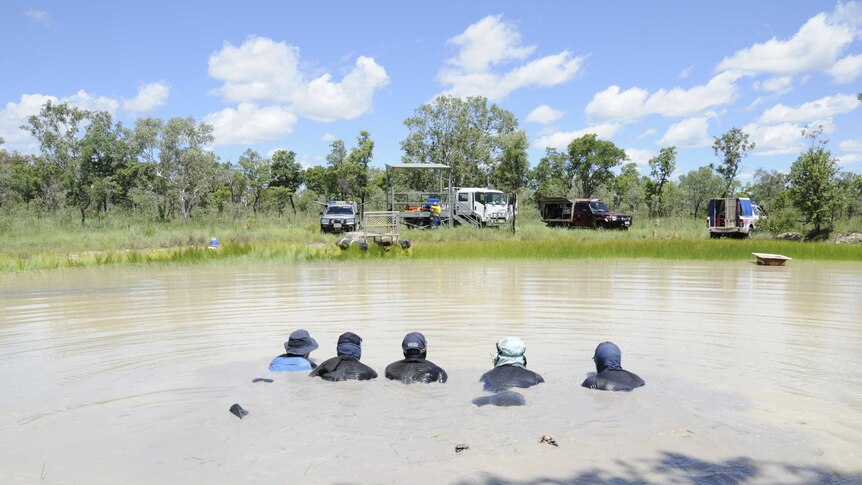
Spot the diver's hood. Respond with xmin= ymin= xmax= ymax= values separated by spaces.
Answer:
xmin=594 ymin=341 xmax=623 ymax=373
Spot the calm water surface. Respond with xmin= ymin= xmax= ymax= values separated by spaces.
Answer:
xmin=0 ymin=260 xmax=860 ymax=484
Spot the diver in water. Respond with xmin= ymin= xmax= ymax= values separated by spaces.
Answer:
xmin=268 ymin=329 xmax=318 ymax=372
xmin=385 ymin=332 xmax=448 ymax=384
xmin=309 ymin=332 xmax=377 ymax=381
xmin=581 ymin=341 xmax=644 ymax=391
xmin=479 ymin=336 xmax=544 ymax=393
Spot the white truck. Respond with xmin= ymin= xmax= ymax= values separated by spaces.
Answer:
xmin=451 ymin=187 xmax=513 ymax=227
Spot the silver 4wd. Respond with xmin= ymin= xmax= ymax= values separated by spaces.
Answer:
xmin=320 ymin=201 xmax=359 ymax=233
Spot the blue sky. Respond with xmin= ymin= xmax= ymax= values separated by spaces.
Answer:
xmin=2 ymin=1 xmax=861 ymax=180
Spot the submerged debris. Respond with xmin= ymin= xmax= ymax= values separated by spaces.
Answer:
xmin=539 ymin=435 xmax=559 ymax=447
xmin=455 ymin=443 xmax=470 ymax=453
xmin=229 ymin=403 xmax=249 ymax=419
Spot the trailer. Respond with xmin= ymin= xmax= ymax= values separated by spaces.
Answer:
xmin=336 ymin=211 xmax=411 ymax=251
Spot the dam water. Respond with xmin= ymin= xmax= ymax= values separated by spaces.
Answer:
xmin=1 ymin=260 xmax=860 ymax=484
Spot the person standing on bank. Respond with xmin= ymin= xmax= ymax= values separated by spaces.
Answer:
xmin=385 ymin=332 xmax=448 ymax=384
xmin=480 ymin=336 xmax=544 ymax=393
xmin=309 ymin=332 xmax=377 ymax=381
xmin=269 ymin=329 xmax=318 ymax=372
xmin=581 ymin=341 xmax=645 ymax=391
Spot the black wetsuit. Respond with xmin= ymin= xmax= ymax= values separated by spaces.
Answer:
xmin=385 ymin=357 xmax=448 ymax=384
xmin=480 ymin=365 xmax=544 ymax=392
xmin=309 ymin=356 xmax=377 ymax=381
xmin=581 ymin=341 xmax=644 ymax=391
xmin=581 ymin=370 xmax=644 ymax=391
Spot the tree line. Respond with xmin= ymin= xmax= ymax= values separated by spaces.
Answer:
xmin=1 ymin=96 xmax=860 ymax=237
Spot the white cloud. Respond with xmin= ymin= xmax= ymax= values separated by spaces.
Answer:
xmin=0 ymin=90 xmax=132 ymax=152
xmin=837 ymin=153 xmax=862 ymax=165
xmin=122 ymin=82 xmax=170 ymax=113
xmin=828 ymin=54 xmax=862 ymax=83
xmin=0 ymin=94 xmax=57 ymax=151
xmin=742 ymin=119 xmax=836 ymax=156
xmin=526 ymin=105 xmax=564 ymax=124
xmin=294 ymin=56 xmax=389 ymax=122
xmin=446 ymin=14 xmax=535 ymax=72
xmin=585 ymin=71 xmax=742 ymax=123
xmin=636 ymin=128 xmax=657 ymax=140
xmin=754 ymin=76 xmax=793 ymax=94
xmin=62 ymin=89 xmax=119 ymax=113
xmin=530 ymin=123 xmax=621 ymax=150
xmin=204 ymin=103 xmax=298 ymax=146
xmin=25 ymin=10 xmax=51 ymax=27
xmin=657 ymin=116 xmax=713 ymax=148
xmin=679 ymin=64 xmax=696 ymax=79
xmin=439 ymin=15 xmax=586 ymax=101
xmin=758 ymin=93 xmax=859 ymax=123
xmin=208 ymin=36 xmax=389 ymax=122
xmin=624 ymin=148 xmax=655 ymax=166
xmin=321 ymin=132 xmax=337 ymax=142
xmin=839 ymin=139 xmax=862 ymax=152
xmin=716 ymin=11 xmax=855 ymax=75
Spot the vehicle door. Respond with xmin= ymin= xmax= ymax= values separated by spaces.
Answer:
xmin=573 ymin=202 xmax=591 ymax=227
xmin=456 ymin=191 xmax=472 ymax=217
xmin=474 ymin=191 xmax=487 ymax=220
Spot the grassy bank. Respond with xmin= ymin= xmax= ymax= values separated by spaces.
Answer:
xmin=1 ymin=210 xmax=861 ymax=272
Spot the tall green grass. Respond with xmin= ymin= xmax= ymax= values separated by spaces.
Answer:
xmin=1 ymin=210 xmax=860 ymax=272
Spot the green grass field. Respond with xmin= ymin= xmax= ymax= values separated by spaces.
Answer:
xmin=1 ymin=210 xmax=860 ymax=272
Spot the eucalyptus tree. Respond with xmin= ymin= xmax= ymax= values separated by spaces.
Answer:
xmin=678 ymin=166 xmax=725 ymax=217
xmin=237 ymin=149 xmax=270 ymax=214
xmin=745 ymin=168 xmax=789 ymax=210
xmin=137 ymin=116 xmax=216 ymax=223
xmin=400 ymin=95 xmax=518 ymax=188
xmin=24 ymin=101 xmax=97 ymax=223
xmin=788 ymin=130 xmax=841 ymax=237
xmin=711 ymin=127 xmax=755 ymax=197
xmin=270 ymin=149 xmax=303 ymax=213
xmin=528 ymin=148 xmax=568 ymax=201
xmin=494 ymin=130 xmax=529 ymax=194
xmin=646 ymin=146 xmax=677 ymax=217
xmin=566 ymin=134 xmax=628 ymax=198
xmin=345 ymin=130 xmax=374 ymax=207
xmin=611 ymin=162 xmax=645 ymax=214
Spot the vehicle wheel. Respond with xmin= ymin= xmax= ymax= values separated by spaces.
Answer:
xmin=596 ymin=223 xmax=607 ymax=231
xmin=359 ymin=242 xmax=369 ymax=252
xmin=710 ymin=232 xmax=720 ymax=239
xmin=400 ymin=240 xmax=411 ymax=250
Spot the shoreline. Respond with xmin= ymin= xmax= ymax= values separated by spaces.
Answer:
xmin=3 ymin=237 xmax=861 ymax=272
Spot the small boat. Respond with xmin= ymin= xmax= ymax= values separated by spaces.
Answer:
xmin=752 ymin=253 xmax=791 ymax=266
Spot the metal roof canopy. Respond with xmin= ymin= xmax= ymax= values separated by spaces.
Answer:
xmin=385 ymin=162 xmax=451 ymax=170
xmin=385 ymin=162 xmax=454 ymax=228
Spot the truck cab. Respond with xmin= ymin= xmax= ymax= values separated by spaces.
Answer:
xmin=707 ymin=197 xmax=762 ymax=238
xmin=453 ymin=188 xmax=512 ymax=227
xmin=320 ymin=201 xmax=359 ymax=233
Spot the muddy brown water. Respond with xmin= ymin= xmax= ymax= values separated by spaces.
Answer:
xmin=0 ymin=260 xmax=860 ymax=484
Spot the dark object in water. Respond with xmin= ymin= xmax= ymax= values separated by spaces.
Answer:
xmin=455 ymin=443 xmax=470 ymax=453
xmin=471 ymin=390 xmax=526 ymax=407
xmin=229 ymin=403 xmax=249 ymax=419
xmin=252 ymin=378 xmax=274 ymax=383
xmin=539 ymin=435 xmax=559 ymax=447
